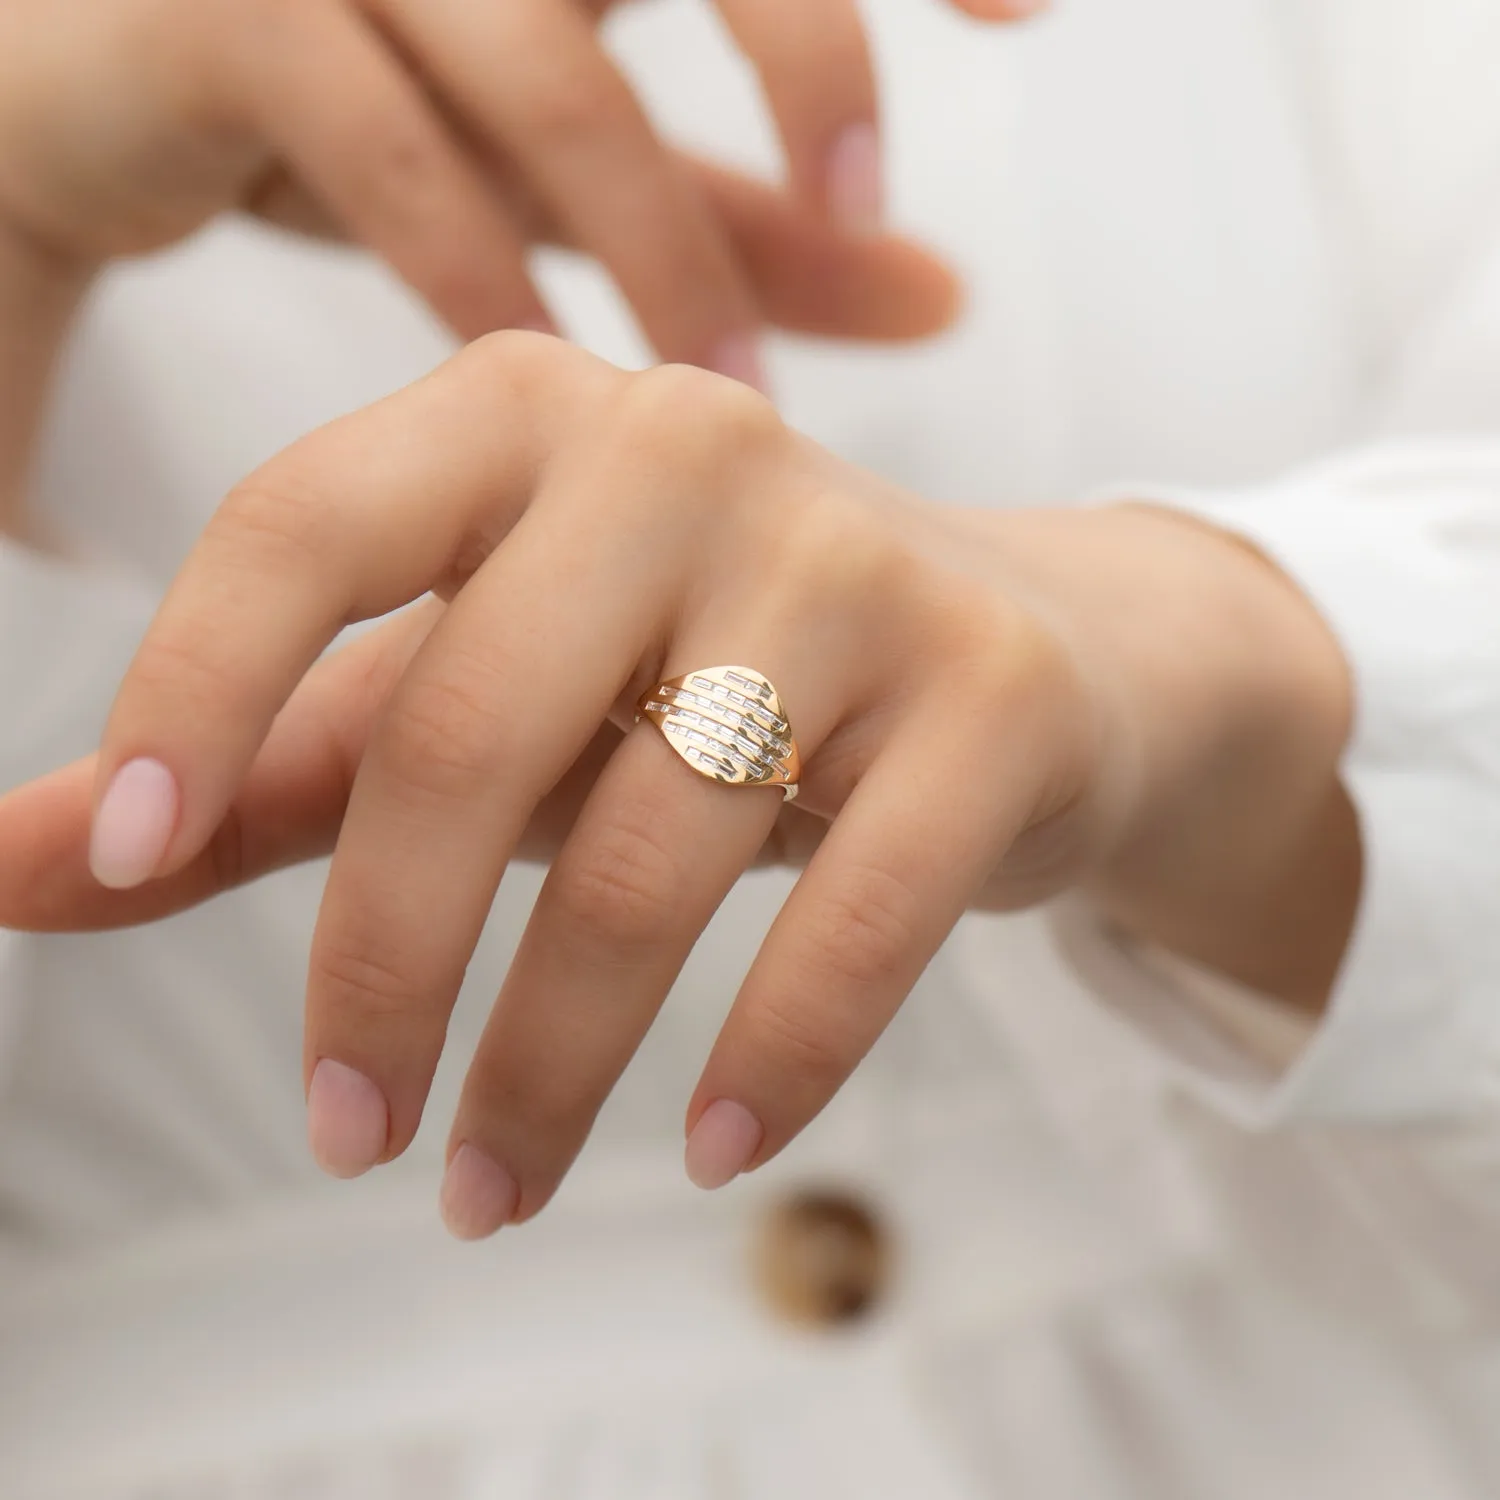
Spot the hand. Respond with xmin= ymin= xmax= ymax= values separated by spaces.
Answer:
xmin=0 ymin=0 xmax=1039 ymax=368
xmin=0 ymin=334 xmax=1354 ymax=1237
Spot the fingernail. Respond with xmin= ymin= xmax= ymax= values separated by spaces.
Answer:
xmin=827 ymin=122 xmax=882 ymax=236
xmin=440 ymin=1142 xmax=519 ymax=1241
xmin=89 ymin=758 xmax=178 ymax=890
xmin=307 ymin=1058 xmax=389 ymax=1179
xmin=706 ymin=333 xmax=770 ymax=396
xmin=685 ymin=1100 xmax=763 ymax=1190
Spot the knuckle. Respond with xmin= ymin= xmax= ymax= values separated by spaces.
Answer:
xmin=476 ymin=1060 xmax=598 ymax=1146
xmin=379 ymin=666 xmax=507 ymax=800
xmin=127 ymin=626 xmax=231 ymax=704
xmin=215 ymin=466 xmax=337 ymax=574
xmin=800 ymin=865 xmax=919 ymax=993
xmin=459 ymin=329 xmax=604 ymax=417
xmin=824 ymin=498 xmax=903 ymax=585
xmin=749 ymin=992 xmax=848 ymax=1086
xmin=618 ymin=364 xmax=786 ymax=469
xmin=947 ymin=597 xmax=1070 ymax=721
xmin=777 ymin=486 xmax=908 ymax=612
xmin=465 ymin=327 xmax=572 ymax=384
xmin=313 ymin=935 xmax=427 ymax=1035
xmin=551 ymin=808 xmax=685 ymax=955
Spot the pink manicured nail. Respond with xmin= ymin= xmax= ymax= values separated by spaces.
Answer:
xmin=89 ymin=758 xmax=178 ymax=890
xmin=440 ymin=1142 xmax=519 ymax=1241
xmin=307 ymin=1058 xmax=389 ymax=1179
xmin=706 ymin=333 xmax=770 ymax=395
xmin=685 ymin=1100 xmax=763 ymax=1190
xmin=826 ymin=122 xmax=882 ymax=236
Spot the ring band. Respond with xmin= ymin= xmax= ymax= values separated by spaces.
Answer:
xmin=636 ymin=665 xmax=802 ymax=801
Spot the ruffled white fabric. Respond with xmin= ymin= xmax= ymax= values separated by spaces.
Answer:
xmin=1063 ymin=448 xmax=1500 ymax=1124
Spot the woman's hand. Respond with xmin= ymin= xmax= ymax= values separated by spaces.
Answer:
xmin=0 ymin=0 xmax=1021 ymax=366
xmin=0 ymin=334 xmax=1355 ymax=1237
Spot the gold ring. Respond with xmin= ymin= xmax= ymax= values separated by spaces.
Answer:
xmin=636 ymin=665 xmax=802 ymax=801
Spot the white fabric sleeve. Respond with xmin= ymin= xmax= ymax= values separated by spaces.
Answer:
xmin=1051 ymin=442 xmax=1500 ymax=1127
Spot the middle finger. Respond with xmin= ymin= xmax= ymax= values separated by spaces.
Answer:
xmin=440 ymin=644 xmax=852 ymax=1235
xmin=302 ymin=368 xmax=792 ymax=1176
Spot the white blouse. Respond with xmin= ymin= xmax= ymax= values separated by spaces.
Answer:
xmin=4 ymin=0 xmax=1500 ymax=1495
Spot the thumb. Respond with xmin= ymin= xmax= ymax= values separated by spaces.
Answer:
xmin=0 ymin=602 xmax=440 ymax=933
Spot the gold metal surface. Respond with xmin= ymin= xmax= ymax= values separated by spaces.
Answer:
xmin=635 ymin=664 xmax=801 ymax=801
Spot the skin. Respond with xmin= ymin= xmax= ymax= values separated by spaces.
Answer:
xmin=0 ymin=0 xmax=1026 ymax=446
xmin=0 ymin=0 xmax=1361 ymax=1237
xmin=0 ymin=329 xmax=1360 ymax=1236
xmin=0 ymin=0 xmax=1060 ymax=535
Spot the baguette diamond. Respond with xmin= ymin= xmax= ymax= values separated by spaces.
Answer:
xmin=636 ymin=665 xmax=801 ymax=800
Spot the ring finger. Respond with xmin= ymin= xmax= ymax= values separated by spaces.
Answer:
xmin=685 ymin=661 xmax=1065 ymax=1187
xmin=439 ymin=647 xmax=851 ymax=1237
xmin=301 ymin=368 xmax=793 ymax=1177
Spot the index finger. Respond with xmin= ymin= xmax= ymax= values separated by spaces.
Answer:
xmin=85 ymin=334 xmax=620 ymax=892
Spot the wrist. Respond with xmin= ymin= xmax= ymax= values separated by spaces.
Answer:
xmin=1096 ymin=502 xmax=1352 ymax=830
xmin=1100 ymin=504 xmax=1359 ymax=1010
xmin=993 ymin=502 xmax=1358 ymax=1010
xmin=0 ymin=213 xmax=92 ymax=542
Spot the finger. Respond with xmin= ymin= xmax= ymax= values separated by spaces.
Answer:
xmin=477 ymin=156 xmax=963 ymax=341
xmin=684 ymin=160 xmax=963 ymax=341
xmin=718 ymin=0 xmax=1051 ymax=230
xmin=239 ymin=141 xmax=963 ymax=348
xmin=713 ymin=0 xmax=881 ymax=232
xmin=228 ymin=2 xmax=551 ymax=339
xmin=87 ymin=334 xmax=618 ymax=891
xmin=684 ymin=712 xmax=1043 ymax=1189
xmin=438 ymin=729 xmax=777 ymax=1236
xmin=300 ymin=369 xmax=791 ymax=1180
xmin=0 ymin=604 xmax=442 ymax=932
xmin=370 ymin=0 xmax=766 ymax=380
xmin=439 ymin=645 xmax=850 ymax=1236
xmin=2 ymin=637 xmax=619 ymax=934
